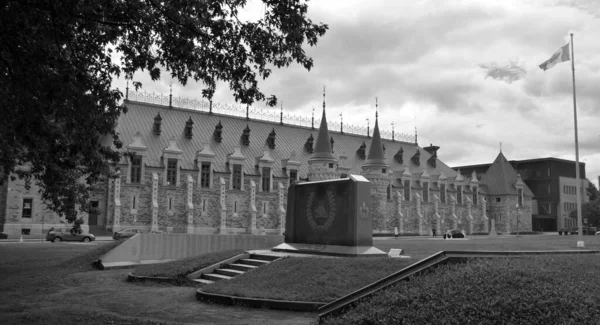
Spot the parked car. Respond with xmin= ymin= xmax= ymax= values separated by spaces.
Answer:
xmin=46 ymin=227 xmax=95 ymax=243
xmin=596 ymin=230 xmax=600 ymax=236
xmin=558 ymin=228 xmax=569 ymax=235
xmin=113 ymin=228 xmax=146 ymax=240
xmin=568 ymin=226 xmax=597 ymax=235
xmin=444 ymin=229 xmax=465 ymax=239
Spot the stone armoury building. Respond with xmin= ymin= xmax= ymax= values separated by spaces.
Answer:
xmin=0 ymin=93 xmax=534 ymax=237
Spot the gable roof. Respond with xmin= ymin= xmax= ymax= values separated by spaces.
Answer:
xmin=114 ymin=100 xmax=459 ymax=180
xmin=480 ymin=152 xmax=534 ymax=196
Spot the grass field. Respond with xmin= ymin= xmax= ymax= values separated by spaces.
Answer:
xmin=202 ymin=256 xmax=415 ymax=302
xmin=322 ymin=254 xmax=600 ymax=325
xmin=1 ymin=234 xmax=599 ymax=325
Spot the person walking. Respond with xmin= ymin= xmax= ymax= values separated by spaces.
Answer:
xmin=432 ymin=227 xmax=437 ymax=237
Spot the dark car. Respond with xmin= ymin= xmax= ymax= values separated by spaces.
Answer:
xmin=568 ymin=226 xmax=597 ymax=235
xmin=113 ymin=228 xmax=146 ymax=240
xmin=558 ymin=228 xmax=569 ymax=235
xmin=46 ymin=227 xmax=95 ymax=243
xmin=444 ymin=229 xmax=465 ymax=239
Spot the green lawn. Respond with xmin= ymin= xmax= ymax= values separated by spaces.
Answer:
xmin=373 ymin=234 xmax=600 ymax=260
xmin=322 ymin=254 xmax=600 ymax=325
xmin=133 ymin=249 xmax=245 ymax=284
xmin=202 ymin=256 xmax=415 ymax=302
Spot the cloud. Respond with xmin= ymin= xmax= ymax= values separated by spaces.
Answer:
xmin=479 ymin=61 xmax=527 ymax=83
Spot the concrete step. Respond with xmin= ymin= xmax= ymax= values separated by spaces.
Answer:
xmin=202 ymin=273 xmax=233 ymax=282
xmin=229 ymin=263 xmax=258 ymax=272
xmin=214 ymin=268 xmax=245 ymax=277
xmin=192 ymin=278 xmax=214 ymax=285
xmin=238 ymin=258 xmax=271 ymax=267
xmin=250 ymin=254 xmax=280 ymax=262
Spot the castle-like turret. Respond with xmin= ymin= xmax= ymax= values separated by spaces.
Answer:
xmin=362 ymin=102 xmax=391 ymax=231
xmin=307 ymin=89 xmax=339 ymax=181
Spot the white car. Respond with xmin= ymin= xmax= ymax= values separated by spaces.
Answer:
xmin=596 ymin=230 xmax=600 ymax=236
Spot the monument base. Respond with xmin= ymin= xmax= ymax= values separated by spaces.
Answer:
xmin=272 ymin=242 xmax=387 ymax=257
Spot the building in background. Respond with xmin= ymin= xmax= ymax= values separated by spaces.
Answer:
xmin=454 ymin=157 xmax=588 ymax=232
xmin=1 ymin=92 xmax=533 ymax=237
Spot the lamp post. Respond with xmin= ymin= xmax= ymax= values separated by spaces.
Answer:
xmin=41 ymin=214 xmax=45 ymax=242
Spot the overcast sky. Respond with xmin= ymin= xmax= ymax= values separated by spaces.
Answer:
xmin=113 ymin=0 xmax=600 ymax=187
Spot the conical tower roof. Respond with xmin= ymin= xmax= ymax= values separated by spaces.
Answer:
xmin=480 ymin=152 xmax=534 ymax=196
xmin=364 ymin=111 xmax=388 ymax=168
xmin=309 ymin=94 xmax=336 ymax=162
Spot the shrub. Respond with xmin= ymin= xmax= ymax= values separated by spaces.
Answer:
xmin=322 ymin=255 xmax=600 ymax=325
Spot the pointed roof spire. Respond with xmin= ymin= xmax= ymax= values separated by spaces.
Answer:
xmin=309 ymin=86 xmax=336 ymax=162
xmin=364 ymin=98 xmax=388 ymax=168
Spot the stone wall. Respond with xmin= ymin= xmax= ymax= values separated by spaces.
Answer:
xmin=2 ymin=175 xmax=90 ymax=236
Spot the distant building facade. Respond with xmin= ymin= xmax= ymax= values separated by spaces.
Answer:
xmin=1 ymin=93 xmax=534 ymax=237
xmin=454 ymin=158 xmax=588 ymax=231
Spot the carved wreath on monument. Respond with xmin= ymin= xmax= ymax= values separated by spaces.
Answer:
xmin=306 ymin=188 xmax=336 ymax=232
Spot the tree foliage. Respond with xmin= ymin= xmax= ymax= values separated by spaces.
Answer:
xmin=0 ymin=0 xmax=328 ymax=227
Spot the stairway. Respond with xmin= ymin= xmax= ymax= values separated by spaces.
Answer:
xmin=192 ymin=253 xmax=281 ymax=285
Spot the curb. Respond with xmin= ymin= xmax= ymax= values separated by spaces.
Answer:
xmin=196 ymin=289 xmax=326 ymax=312
xmin=127 ymin=272 xmax=181 ymax=284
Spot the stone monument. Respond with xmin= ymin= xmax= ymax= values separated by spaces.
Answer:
xmin=273 ymin=175 xmax=387 ymax=256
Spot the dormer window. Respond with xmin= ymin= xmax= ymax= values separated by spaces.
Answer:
xmin=166 ymin=158 xmax=177 ymax=185
xmin=357 ymin=142 xmax=366 ymax=160
xmin=214 ymin=120 xmax=223 ymax=143
xmin=411 ymin=149 xmax=421 ymax=166
xmin=241 ymin=125 xmax=250 ymax=146
xmin=305 ymin=134 xmax=314 ymax=153
xmin=131 ymin=155 xmax=142 ymax=183
xmin=185 ymin=117 xmax=194 ymax=139
xmin=153 ymin=113 xmax=162 ymax=135
xmin=394 ymin=147 xmax=404 ymax=164
xmin=267 ymin=128 xmax=276 ymax=149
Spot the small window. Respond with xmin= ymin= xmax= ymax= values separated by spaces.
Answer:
xmin=547 ymin=168 xmax=550 ymax=177
xmin=472 ymin=187 xmax=478 ymax=205
xmin=289 ymin=169 xmax=297 ymax=181
xmin=262 ymin=167 xmax=271 ymax=192
xmin=132 ymin=196 xmax=137 ymax=209
xmin=202 ymin=198 xmax=207 ymax=212
xmin=382 ymin=168 xmax=387 ymax=174
xmin=232 ymin=164 xmax=242 ymax=190
xmin=21 ymin=228 xmax=31 ymax=235
xmin=340 ymin=173 xmax=348 ymax=178
xmin=169 ymin=197 xmax=173 ymax=211
xmin=200 ymin=162 xmax=211 ymax=188
xmin=167 ymin=158 xmax=177 ymax=185
xmin=547 ymin=184 xmax=551 ymax=194
xmin=387 ymin=184 xmax=391 ymax=200
xmin=328 ymin=163 xmax=334 ymax=168
xmin=517 ymin=188 xmax=523 ymax=207
xmin=131 ymin=155 xmax=142 ymax=183
xmin=263 ymin=202 xmax=268 ymax=214
xmin=22 ymin=198 xmax=33 ymax=218
xmin=496 ymin=197 xmax=501 ymax=203
xmin=403 ymin=180 xmax=411 ymax=201
xmin=234 ymin=201 xmax=237 ymax=213
xmin=440 ymin=183 xmax=446 ymax=203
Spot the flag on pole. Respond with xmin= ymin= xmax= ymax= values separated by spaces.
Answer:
xmin=539 ymin=42 xmax=570 ymax=71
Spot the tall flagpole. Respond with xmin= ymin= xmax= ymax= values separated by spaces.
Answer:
xmin=571 ymin=33 xmax=584 ymax=248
